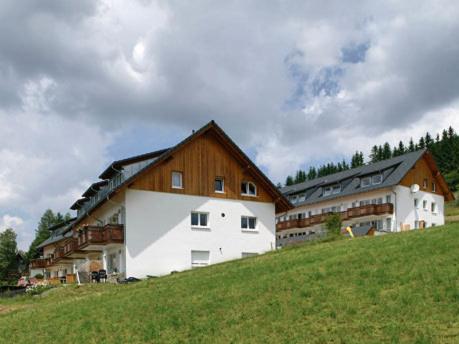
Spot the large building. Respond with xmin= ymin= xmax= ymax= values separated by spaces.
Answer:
xmin=30 ymin=121 xmax=291 ymax=282
xmin=276 ymin=150 xmax=454 ymax=246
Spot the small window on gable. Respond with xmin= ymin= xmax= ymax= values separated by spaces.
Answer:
xmin=172 ymin=171 xmax=183 ymax=189
xmin=214 ymin=177 xmax=224 ymax=193
xmin=423 ymin=178 xmax=428 ymax=189
xmin=241 ymin=181 xmax=257 ymax=196
xmin=361 ymin=177 xmax=371 ymax=188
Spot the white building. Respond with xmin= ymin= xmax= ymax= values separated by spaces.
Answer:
xmin=30 ymin=121 xmax=291 ymax=281
xmin=276 ymin=150 xmax=454 ymax=246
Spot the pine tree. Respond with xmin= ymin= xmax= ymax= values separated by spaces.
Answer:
xmin=307 ymin=167 xmax=317 ymax=180
xmin=382 ymin=142 xmax=392 ymax=159
xmin=425 ymin=132 xmax=433 ymax=148
xmin=285 ymin=175 xmax=294 ymax=186
xmin=418 ymin=137 xmax=426 ymax=149
xmin=0 ymin=228 xmax=19 ymax=283
xmin=408 ymin=138 xmax=416 ymax=152
xmin=370 ymin=145 xmax=379 ymax=163
xmin=26 ymin=209 xmax=66 ymax=262
xmin=398 ymin=141 xmax=405 ymax=155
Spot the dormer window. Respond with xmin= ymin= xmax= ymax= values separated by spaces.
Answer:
xmin=323 ymin=184 xmax=341 ymax=196
xmin=298 ymin=193 xmax=306 ymax=202
xmin=241 ymin=181 xmax=257 ymax=196
xmin=361 ymin=177 xmax=371 ymax=187
xmin=372 ymin=174 xmax=383 ymax=185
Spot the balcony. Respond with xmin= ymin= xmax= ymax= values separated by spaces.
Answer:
xmin=29 ymin=258 xmax=52 ymax=269
xmin=78 ymin=224 xmax=124 ymax=250
xmin=277 ymin=203 xmax=394 ymax=232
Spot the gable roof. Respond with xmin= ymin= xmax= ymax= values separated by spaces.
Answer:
xmin=280 ymin=149 xmax=453 ymax=208
xmin=72 ymin=121 xmax=292 ymax=224
xmin=37 ymin=218 xmax=76 ymax=249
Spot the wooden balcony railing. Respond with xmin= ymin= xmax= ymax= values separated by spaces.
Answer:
xmin=277 ymin=203 xmax=394 ymax=232
xmin=78 ymin=224 xmax=124 ymax=249
xmin=29 ymin=258 xmax=52 ymax=269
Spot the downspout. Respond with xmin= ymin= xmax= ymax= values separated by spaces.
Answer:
xmin=392 ymin=188 xmax=398 ymax=232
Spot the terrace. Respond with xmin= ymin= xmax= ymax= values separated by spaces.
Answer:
xmin=277 ymin=203 xmax=394 ymax=231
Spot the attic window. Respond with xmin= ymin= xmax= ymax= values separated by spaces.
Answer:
xmin=361 ymin=177 xmax=371 ymax=188
xmin=324 ymin=184 xmax=341 ymax=196
xmin=241 ymin=181 xmax=257 ymax=196
xmin=372 ymin=174 xmax=383 ymax=185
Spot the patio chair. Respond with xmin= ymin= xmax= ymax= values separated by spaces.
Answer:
xmin=99 ymin=269 xmax=107 ymax=283
xmin=91 ymin=271 xmax=100 ymax=283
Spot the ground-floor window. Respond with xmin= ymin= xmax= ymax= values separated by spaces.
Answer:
xmin=191 ymin=250 xmax=210 ymax=268
xmin=386 ymin=218 xmax=392 ymax=230
xmin=107 ymin=253 xmax=118 ymax=273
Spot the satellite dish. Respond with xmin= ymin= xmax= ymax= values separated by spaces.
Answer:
xmin=410 ymin=184 xmax=420 ymax=193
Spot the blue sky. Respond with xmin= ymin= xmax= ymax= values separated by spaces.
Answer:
xmin=1 ymin=0 xmax=459 ymax=249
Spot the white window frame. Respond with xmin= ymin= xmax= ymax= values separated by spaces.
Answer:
xmin=191 ymin=250 xmax=210 ymax=268
xmin=414 ymin=198 xmax=419 ymax=208
xmin=241 ymin=216 xmax=257 ymax=231
xmin=423 ymin=200 xmax=428 ymax=210
xmin=171 ymin=171 xmax=183 ymax=189
xmin=214 ymin=177 xmax=225 ymax=193
xmin=241 ymin=181 xmax=257 ymax=196
xmin=361 ymin=177 xmax=371 ymax=188
xmin=372 ymin=174 xmax=383 ymax=185
xmin=431 ymin=202 xmax=437 ymax=214
xmin=332 ymin=184 xmax=341 ymax=194
xmin=191 ymin=211 xmax=210 ymax=229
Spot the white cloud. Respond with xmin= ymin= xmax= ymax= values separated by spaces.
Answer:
xmin=0 ymin=215 xmax=24 ymax=231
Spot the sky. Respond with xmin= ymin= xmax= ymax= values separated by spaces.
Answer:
xmin=1 ymin=0 xmax=459 ymax=250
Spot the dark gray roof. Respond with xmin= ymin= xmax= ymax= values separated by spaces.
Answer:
xmin=281 ymin=149 xmax=426 ymax=207
xmin=37 ymin=220 xmax=75 ymax=249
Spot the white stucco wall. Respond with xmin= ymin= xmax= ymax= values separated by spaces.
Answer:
xmin=394 ymin=185 xmax=445 ymax=230
xmin=125 ymin=189 xmax=276 ymax=277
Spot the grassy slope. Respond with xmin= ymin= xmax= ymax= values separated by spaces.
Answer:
xmin=1 ymin=225 xmax=459 ymax=344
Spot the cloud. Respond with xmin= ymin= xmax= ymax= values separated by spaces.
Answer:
xmin=0 ymin=215 xmax=24 ymax=231
xmin=0 ymin=0 xmax=459 ymax=247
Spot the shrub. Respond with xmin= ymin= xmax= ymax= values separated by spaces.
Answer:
xmin=25 ymin=285 xmax=52 ymax=296
xmin=325 ymin=213 xmax=342 ymax=237
xmin=34 ymin=273 xmax=44 ymax=280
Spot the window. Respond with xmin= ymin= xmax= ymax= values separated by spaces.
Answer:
xmin=298 ymin=193 xmax=306 ymax=202
xmin=386 ymin=195 xmax=392 ymax=203
xmin=376 ymin=220 xmax=383 ymax=230
xmin=290 ymin=195 xmax=298 ymax=204
xmin=241 ymin=181 xmax=257 ymax=196
xmin=432 ymin=182 xmax=436 ymax=192
xmin=414 ymin=220 xmax=419 ymax=229
xmin=414 ymin=198 xmax=419 ymax=208
xmin=241 ymin=252 xmax=258 ymax=258
xmin=308 ymin=211 xmax=312 ymax=217
xmin=372 ymin=174 xmax=383 ymax=185
xmin=423 ymin=200 xmax=428 ymax=210
xmin=172 ymin=171 xmax=183 ymax=189
xmin=377 ymin=198 xmax=383 ymax=205
xmin=324 ymin=184 xmax=341 ymax=196
xmin=191 ymin=250 xmax=210 ymax=268
xmin=323 ymin=186 xmax=333 ymax=197
xmin=432 ymin=223 xmax=436 ymax=227
xmin=423 ymin=178 xmax=428 ymax=189
xmin=214 ymin=177 xmax=224 ymax=193
xmin=241 ymin=216 xmax=257 ymax=230
xmin=332 ymin=185 xmax=341 ymax=194
xmin=191 ymin=212 xmax=209 ymax=228
xmin=361 ymin=177 xmax=371 ymax=188
xmin=431 ymin=202 xmax=437 ymax=213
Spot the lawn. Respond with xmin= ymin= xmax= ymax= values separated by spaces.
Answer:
xmin=1 ymin=225 xmax=459 ymax=343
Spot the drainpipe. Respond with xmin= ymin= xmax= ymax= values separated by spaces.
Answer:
xmin=392 ymin=188 xmax=398 ymax=232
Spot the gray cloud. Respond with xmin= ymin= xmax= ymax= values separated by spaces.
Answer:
xmin=1 ymin=0 xmax=459 ymax=248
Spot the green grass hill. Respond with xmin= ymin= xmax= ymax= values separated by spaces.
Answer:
xmin=1 ymin=224 xmax=459 ymax=343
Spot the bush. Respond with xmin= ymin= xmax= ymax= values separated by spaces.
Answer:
xmin=34 ymin=274 xmax=44 ymax=280
xmin=325 ymin=213 xmax=342 ymax=237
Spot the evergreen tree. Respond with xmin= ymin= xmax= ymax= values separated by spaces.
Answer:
xmin=307 ymin=167 xmax=317 ymax=180
xmin=26 ymin=209 xmax=68 ymax=262
xmin=0 ymin=228 xmax=19 ymax=283
xmin=397 ymin=141 xmax=406 ymax=155
xmin=370 ymin=145 xmax=379 ymax=163
xmin=377 ymin=145 xmax=384 ymax=161
xmin=408 ymin=138 xmax=416 ymax=152
xmin=382 ymin=142 xmax=392 ymax=159
xmin=418 ymin=137 xmax=426 ymax=149
xmin=425 ymin=132 xmax=433 ymax=148
xmin=285 ymin=175 xmax=294 ymax=186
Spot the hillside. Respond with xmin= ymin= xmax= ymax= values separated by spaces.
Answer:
xmin=1 ymin=225 xmax=459 ymax=343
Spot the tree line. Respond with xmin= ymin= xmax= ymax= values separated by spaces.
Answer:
xmin=0 ymin=209 xmax=71 ymax=285
xmin=284 ymin=126 xmax=459 ymax=192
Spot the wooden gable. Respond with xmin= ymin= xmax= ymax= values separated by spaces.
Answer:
xmin=128 ymin=122 xmax=291 ymax=213
xmin=400 ymin=152 xmax=454 ymax=201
